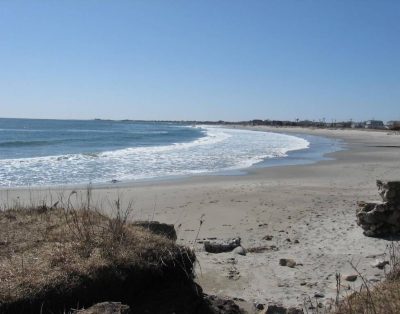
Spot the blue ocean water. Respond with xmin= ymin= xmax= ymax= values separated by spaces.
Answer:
xmin=0 ymin=118 xmax=315 ymax=187
xmin=0 ymin=118 xmax=203 ymax=159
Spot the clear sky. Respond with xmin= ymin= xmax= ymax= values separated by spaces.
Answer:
xmin=0 ymin=1 xmax=399 ymax=122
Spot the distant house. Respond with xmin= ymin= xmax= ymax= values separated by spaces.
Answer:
xmin=351 ymin=121 xmax=366 ymax=129
xmin=333 ymin=122 xmax=345 ymax=128
xmin=297 ymin=120 xmax=315 ymax=127
xmin=365 ymin=120 xmax=385 ymax=129
xmin=386 ymin=121 xmax=400 ymax=130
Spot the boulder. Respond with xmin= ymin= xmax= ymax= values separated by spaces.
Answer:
xmin=132 ymin=221 xmax=177 ymax=241
xmin=204 ymin=238 xmax=241 ymax=253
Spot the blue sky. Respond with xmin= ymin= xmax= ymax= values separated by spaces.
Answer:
xmin=0 ymin=1 xmax=399 ymax=121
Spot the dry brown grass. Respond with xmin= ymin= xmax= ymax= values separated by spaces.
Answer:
xmin=0 ymin=198 xmax=195 ymax=312
xmin=303 ymin=242 xmax=400 ymax=314
xmin=334 ymin=279 xmax=400 ymax=314
xmin=332 ymin=242 xmax=400 ymax=314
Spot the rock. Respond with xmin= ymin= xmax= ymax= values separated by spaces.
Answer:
xmin=74 ymin=302 xmax=130 ymax=314
xmin=233 ymin=297 xmax=246 ymax=302
xmin=314 ymin=292 xmax=325 ymax=298
xmin=265 ymin=304 xmax=287 ymax=314
xmin=232 ymin=246 xmax=246 ymax=256
xmin=356 ymin=180 xmax=400 ymax=236
xmin=263 ymin=235 xmax=273 ymax=241
xmin=369 ymin=278 xmax=381 ymax=283
xmin=287 ymin=308 xmax=304 ymax=314
xmin=204 ymin=295 xmax=245 ymax=314
xmin=132 ymin=221 xmax=177 ymax=241
xmin=372 ymin=259 xmax=389 ymax=269
xmin=343 ymin=274 xmax=358 ymax=282
xmin=254 ymin=302 xmax=265 ymax=310
xmin=377 ymin=180 xmax=400 ymax=203
xmin=265 ymin=304 xmax=303 ymax=314
xmin=204 ymin=237 xmax=241 ymax=253
xmin=279 ymin=258 xmax=296 ymax=268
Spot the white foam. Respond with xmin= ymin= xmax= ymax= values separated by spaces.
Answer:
xmin=0 ymin=126 xmax=310 ymax=187
xmin=98 ymin=126 xmax=230 ymax=157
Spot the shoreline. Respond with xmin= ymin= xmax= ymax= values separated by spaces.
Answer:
xmin=1 ymin=127 xmax=400 ymax=309
xmin=0 ymin=126 xmax=341 ymax=190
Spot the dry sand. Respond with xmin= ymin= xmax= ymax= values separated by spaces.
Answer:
xmin=1 ymin=127 xmax=400 ymax=310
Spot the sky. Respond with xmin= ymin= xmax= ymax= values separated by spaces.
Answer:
xmin=0 ymin=1 xmax=399 ymax=122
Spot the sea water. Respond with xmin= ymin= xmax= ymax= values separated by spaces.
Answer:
xmin=0 ymin=118 xmax=314 ymax=187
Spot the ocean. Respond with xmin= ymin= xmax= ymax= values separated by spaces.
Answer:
xmin=0 ymin=118 xmax=314 ymax=188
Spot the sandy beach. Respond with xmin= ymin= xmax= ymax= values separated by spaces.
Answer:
xmin=1 ymin=127 xmax=400 ymax=310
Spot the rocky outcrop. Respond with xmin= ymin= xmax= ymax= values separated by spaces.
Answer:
xmin=356 ymin=180 xmax=400 ymax=236
xmin=377 ymin=180 xmax=400 ymax=203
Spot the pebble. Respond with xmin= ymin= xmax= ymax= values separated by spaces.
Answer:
xmin=232 ymin=246 xmax=246 ymax=256
xmin=254 ymin=302 xmax=265 ymax=310
xmin=279 ymin=258 xmax=296 ymax=268
xmin=371 ymin=260 xmax=389 ymax=269
xmin=343 ymin=274 xmax=358 ymax=282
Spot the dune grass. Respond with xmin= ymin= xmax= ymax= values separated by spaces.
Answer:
xmin=0 ymin=192 xmax=195 ymax=313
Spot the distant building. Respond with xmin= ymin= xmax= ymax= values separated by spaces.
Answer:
xmin=365 ymin=120 xmax=385 ymax=129
xmin=386 ymin=121 xmax=400 ymax=130
xmin=297 ymin=120 xmax=315 ymax=127
xmin=351 ymin=121 xmax=366 ymax=128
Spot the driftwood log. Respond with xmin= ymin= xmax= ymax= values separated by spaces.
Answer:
xmin=204 ymin=237 xmax=241 ymax=253
xmin=74 ymin=302 xmax=131 ymax=314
